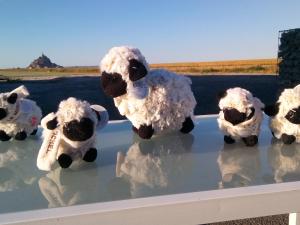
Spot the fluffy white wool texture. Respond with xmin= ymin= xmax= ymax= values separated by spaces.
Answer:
xmin=100 ymin=46 xmax=196 ymax=133
xmin=268 ymin=142 xmax=300 ymax=183
xmin=37 ymin=97 xmax=108 ymax=171
xmin=218 ymin=87 xmax=265 ymax=139
xmin=269 ymin=85 xmax=300 ymax=142
xmin=0 ymin=86 xmax=42 ymax=136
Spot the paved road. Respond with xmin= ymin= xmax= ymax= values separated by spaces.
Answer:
xmin=0 ymin=75 xmax=283 ymax=119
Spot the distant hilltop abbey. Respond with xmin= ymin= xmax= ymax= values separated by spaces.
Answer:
xmin=28 ymin=54 xmax=63 ymax=69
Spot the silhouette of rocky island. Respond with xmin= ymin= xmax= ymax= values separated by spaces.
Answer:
xmin=28 ymin=54 xmax=63 ymax=69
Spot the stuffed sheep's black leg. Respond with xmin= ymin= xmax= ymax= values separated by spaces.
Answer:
xmin=137 ymin=124 xmax=154 ymax=139
xmin=0 ymin=130 xmax=11 ymax=141
xmin=242 ymin=135 xmax=258 ymax=147
xmin=83 ymin=148 xmax=98 ymax=162
xmin=180 ymin=117 xmax=194 ymax=133
xmin=58 ymin=154 xmax=73 ymax=168
xmin=281 ymin=133 xmax=296 ymax=145
xmin=224 ymin=135 xmax=235 ymax=144
xmin=15 ymin=131 xmax=27 ymax=141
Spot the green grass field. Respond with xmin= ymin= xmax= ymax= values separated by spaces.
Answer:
xmin=0 ymin=59 xmax=278 ymax=80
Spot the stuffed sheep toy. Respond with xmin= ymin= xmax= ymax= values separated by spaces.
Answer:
xmin=100 ymin=46 xmax=196 ymax=139
xmin=37 ymin=97 xmax=109 ymax=171
xmin=264 ymin=84 xmax=300 ymax=145
xmin=217 ymin=87 xmax=265 ymax=146
xmin=0 ymin=85 xmax=42 ymax=141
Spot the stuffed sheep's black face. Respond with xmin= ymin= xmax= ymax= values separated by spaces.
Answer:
xmin=223 ymin=107 xmax=255 ymax=126
xmin=128 ymin=59 xmax=147 ymax=82
xmin=101 ymin=72 xmax=127 ymax=98
xmin=285 ymin=107 xmax=300 ymax=124
xmin=63 ymin=117 xmax=94 ymax=142
xmin=0 ymin=108 xmax=7 ymax=120
xmin=0 ymin=93 xmax=18 ymax=120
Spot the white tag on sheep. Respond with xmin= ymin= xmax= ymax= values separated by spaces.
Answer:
xmin=37 ymin=129 xmax=61 ymax=171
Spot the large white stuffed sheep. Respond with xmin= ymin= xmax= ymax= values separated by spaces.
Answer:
xmin=264 ymin=84 xmax=300 ymax=144
xmin=100 ymin=46 xmax=196 ymax=139
xmin=217 ymin=87 xmax=265 ymax=146
xmin=0 ymin=85 xmax=42 ymax=141
xmin=37 ymin=97 xmax=109 ymax=171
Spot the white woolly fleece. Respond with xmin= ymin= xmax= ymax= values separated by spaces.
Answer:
xmin=218 ymin=87 xmax=265 ymax=139
xmin=100 ymin=46 xmax=196 ymax=134
xmin=269 ymin=85 xmax=300 ymax=142
xmin=0 ymin=86 xmax=42 ymax=136
xmin=37 ymin=97 xmax=108 ymax=171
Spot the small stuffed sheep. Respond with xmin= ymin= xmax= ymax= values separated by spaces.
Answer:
xmin=264 ymin=84 xmax=300 ymax=144
xmin=37 ymin=97 xmax=109 ymax=171
xmin=100 ymin=46 xmax=196 ymax=139
xmin=217 ymin=87 xmax=265 ymax=146
xmin=0 ymin=85 xmax=42 ymax=141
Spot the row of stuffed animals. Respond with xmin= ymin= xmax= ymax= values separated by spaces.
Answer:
xmin=0 ymin=46 xmax=299 ymax=171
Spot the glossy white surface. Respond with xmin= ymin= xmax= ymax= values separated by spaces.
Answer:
xmin=1 ymin=115 xmax=300 ymax=224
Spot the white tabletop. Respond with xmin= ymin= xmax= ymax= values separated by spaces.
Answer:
xmin=1 ymin=115 xmax=300 ymax=225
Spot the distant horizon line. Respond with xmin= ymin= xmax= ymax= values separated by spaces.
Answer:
xmin=0 ymin=58 xmax=277 ymax=70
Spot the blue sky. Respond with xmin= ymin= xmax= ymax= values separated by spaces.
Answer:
xmin=0 ymin=0 xmax=299 ymax=68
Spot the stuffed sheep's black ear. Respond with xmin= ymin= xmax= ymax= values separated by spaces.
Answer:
xmin=217 ymin=90 xmax=227 ymax=101
xmin=90 ymin=105 xmax=109 ymax=129
xmin=264 ymin=103 xmax=280 ymax=117
xmin=128 ymin=59 xmax=147 ymax=82
xmin=46 ymin=117 xmax=58 ymax=130
xmin=7 ymin=93 xmax=18 ymax=104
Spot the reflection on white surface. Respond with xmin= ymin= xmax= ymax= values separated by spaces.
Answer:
xmin=218 ymin=144 xmax=261 ymax=188
xmin=268 ymin=139 xmax=300 ymax=183
xmin=111 ymin=133 xmax=194 ymax=198
xmin=39 ymin=165 xmax=103 ymax=208
xmin=0 ymin=116 xmax=300 ymax=215
xmin=0 ymin=138 xmax=40 ymax=192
